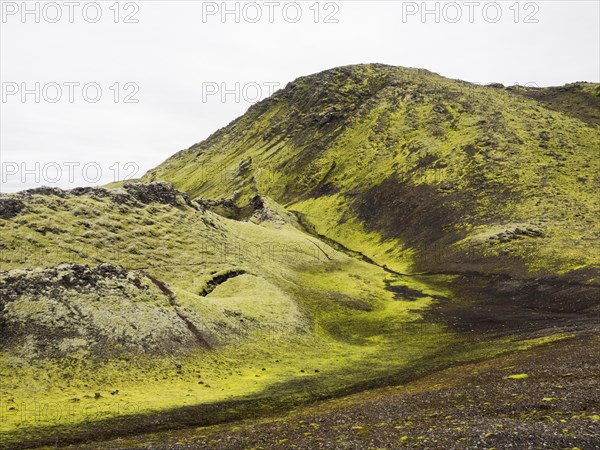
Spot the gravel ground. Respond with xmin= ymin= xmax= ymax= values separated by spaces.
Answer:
xmin=74 ymin=332 xmax=599 ymax=450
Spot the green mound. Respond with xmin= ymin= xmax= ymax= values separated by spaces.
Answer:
xmin=0 ymin=263 xmax=210 ymax=359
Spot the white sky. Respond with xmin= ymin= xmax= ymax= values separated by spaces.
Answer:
xmin=1 ymin=0 xmax=599 ymax=192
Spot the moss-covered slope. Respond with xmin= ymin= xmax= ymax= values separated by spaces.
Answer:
xmin=0 ymin=263 xmax=212 ymax=360
xmin=0 ymin=182 xmax=358 ymax=359
xmin=144 ymin=64 xmax=600 ymax=281
xmin=1 ymin=182 xmax=463 ymax=446
xmin=1 ymin=65 xmax=598 ymax=447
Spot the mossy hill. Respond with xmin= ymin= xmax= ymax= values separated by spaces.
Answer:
xmin=144 ymin=64 xmax=600 ymax=281
xmin=1 ymin=64 xmax=598 ymax=448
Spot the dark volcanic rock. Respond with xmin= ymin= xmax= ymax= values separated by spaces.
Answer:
xmin=23 ymin=186 xmax=69 ymax=198
xmin=0 ymin=197 xmax=26 ymax=219
xmin=2 ymin=182 xmax=196 ymax=211
xmin=122 ymin=182 xmax=193 ymax=207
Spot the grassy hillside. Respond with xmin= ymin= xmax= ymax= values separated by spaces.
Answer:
xmin=0 ymin=182 xmax=484 ymax=448
xmin=1 ymin=183 xmax=585 ymax=448
xmin=144 ymin=64 xmax=600 ymax=281
xmin=1 ymin=65 xmax=598 ymax=448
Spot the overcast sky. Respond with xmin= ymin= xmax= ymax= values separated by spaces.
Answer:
xmin=1 ymin=0 xmax=598 ymax=192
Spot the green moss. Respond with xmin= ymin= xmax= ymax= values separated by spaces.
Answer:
xmin=506 ymin=374 xmax=529 ymax=380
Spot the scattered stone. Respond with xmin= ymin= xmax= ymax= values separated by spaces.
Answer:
xmin=491 ymin=226 xmax=545 ymax=243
